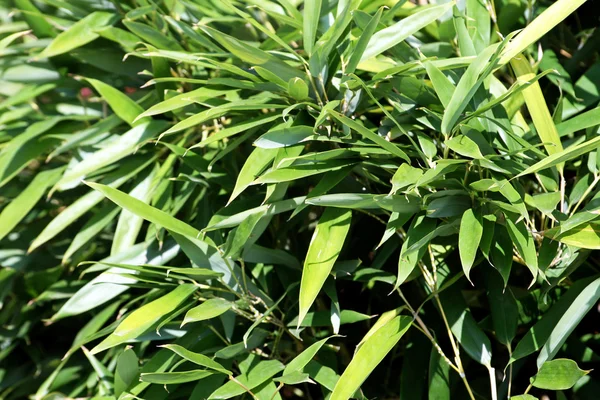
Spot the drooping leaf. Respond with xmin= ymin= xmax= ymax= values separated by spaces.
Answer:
xmin=459 ymin=208 xmax=483 ymax=281
xmin=298 ymin=208 xmax=352 ymax=325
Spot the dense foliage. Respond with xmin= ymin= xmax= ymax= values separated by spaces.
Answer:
xmin=1 ymin=0 xmax=599 ymax=399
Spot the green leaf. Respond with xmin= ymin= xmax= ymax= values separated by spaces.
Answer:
xmin=91 ymin=284 xmax=197 ymax=354
xmin=361 ymin=2 xmax=454 ymax=61
xmin=111 ymin=166 xmax=157 ymax=255
xmin=223 ymin=209 xmax=266 ymax=258
xmin=330 ymin=314 xmax=411 ymax=400
xmin=454 ymin=6 xmax=476 ymax=57
xmin=135 ymin=87 xmax=233 ymax=120
xmin=288 ymin=77 xmax=309 ymax=101
xmin=199 ymin=25 xmax=301 ymax=83
xmin=289 ymin=310 xmax=372 ymax=328
xmin=531 ymin=359 xmax=590 ymax=390
xmin=466 ymin=0 xmax=490 ymax=52
xmin=123 ymin=20 xmax=183 ymax=51
xmin=254 ymin=125 xmax=315 ymax=149
xmin=499 ymin=0 xmax=587 ymax=65
xmin=459 ymin=208 xmax=483 ymax=282
xmin=62 ymin=204 xmax=119 ymax=263
xmin=442 ymin=42 xmax=499 ymax=135
xmin=37 ymin=12 xmax=116 ymax=59
xmin=182 ymin=298 xmax=232 ymax=326
xmin=328 ymin=110 xmax=410 ymax=162
xmin=85 ymin=181 xmax=201 ymax=238
xmin=160 ymin=344 xmax=232 ymax=375
xmin=510 ymin=277 xmax=599 ymax=363
xmin=208 ymin=360 xmax=284 ymax=399
xmin=557 ymin=106 xmax=600 ymax=137
xmin=446 ymin=135 xmax=484 ymax=159
xmin=298 ymin=208 xmax=352 ymax=326
xmin=424 ymin=61 xmax=455 ymax=108
xmin=306 ymin=193 xmax=380 ymax=209
xmin=0 ymin=117 xmax=62 ymax=185
xmin=517 ymin=134 xmax=600 ymax=177
xmin=550 ymin=224 xmax=600 ymax=249
xmin=397 ymin=215 xmax=436 ymax=286
xmin=141 ymin=370 xmax=214 ymax=384
xmin=346 ymin=7 xmax=383 ymax=75
xmin=255 ymin=160 xmax=356 ymax=184
xmin=283 ymin=336 xmax=335 ymax=375
xmin=274 ymin=372 xmax=312 ymax=385
xmin=505 ymin=218 xmax=538 ymax=285
xmin=30 ymin=157 xmax=154 ymax=252
xmin=55 ymin=121 xmax=167 ymax=190
xmin=528 ymin=192 xmax=561 ymax=215
xmin=165 ymin=102 xmax=285 ymax=136
xmin=85 ymin=78 xmax=148 ymax=127
xmin=428 ymin=347 xmax=451 ymax=400
xmin=0 ymin=168 xmax=62 ymax=241
xmin=511 ymin=56 xmax=563 ymax=168
xmin=82 ymin=347 xmax=113 ymax=394
xmin=537 ymin=276 xmax=600 ymax=367
xmin=303 ymin=0 xmax=321 ymax=55
xmin=486 ymin=270 xmax=518 ymax=346
xmin=391 ymin=163 xmax=423 ymax=193
xmin=441 ymin=287 xmax=492 ymax=367
xmin=14 ymin=0 xmax=55 ymax=38
xmin=114 ymin=349 xmax=139 ymax=397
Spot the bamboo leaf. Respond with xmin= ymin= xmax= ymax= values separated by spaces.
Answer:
xmin=537 ymin=276 xmax=600 ymax=367
xmin=532 ymin=359 xmax=590 ymax=390
xmin=36 ymin=12 xmax=116 ymax=59
xmin=298 ymin=208 xmax=352 ymax=326
xmin=511 ymin=56 xmax=563 ymax=169
xmin=517 ymin=135 xmax=600 ymax=177
xmin=85 ymin=77 xmax=148 ymax=127
xmin=91 ymin=284 xmax=197 ymax=354
xmin=303 ymin=0 xmax=321 ymax=55
xmin=499 ymin=0 xmax=588 ymax=65
xmin=330 ymin=314 xmax=411 ymax=400
xmin=361 ymin=2 xmax=454 ymax=61
xmin=160 ymin=344 xmax=232 ymax=375
xmin=459 ymin=208 xmax=483 ymax=282
xmin=85 ymin=181 xmax=201 ymax=238
xmin=141 ymin=370 xmax=214 ymax=384
xmin=182 ymin=298 xmax=232 ymax=326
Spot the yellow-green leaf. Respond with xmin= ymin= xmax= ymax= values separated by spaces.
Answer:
xmin=499 ymin=0 xmax=588 ymax=65
xmin=90 ymin=284 xmax=197 ymax=354
xmin=182 ymin=298 xmax=232 ymax=326
xmin=510 ymin=56 xmax=563 ymax=170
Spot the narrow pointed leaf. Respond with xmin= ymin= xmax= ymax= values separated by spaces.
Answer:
xmin=330 ymin=315 xmax=411 ymax=400
xmin=299 ymin=208 xmax=352 ymax=326
xmin=91 ymin=284 xmax=197 ymax=354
